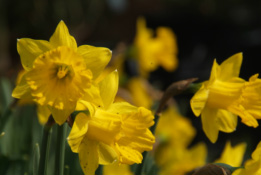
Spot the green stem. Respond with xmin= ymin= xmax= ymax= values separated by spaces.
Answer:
xmin=55 ymin=123 xmax=67 ymax=175
xmin=38 ymin=117 xmax=53 ymax=175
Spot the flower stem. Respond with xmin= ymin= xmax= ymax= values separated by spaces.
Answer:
xmin=55 ymin=123 xmax=67 ymax=175
xmin=38 ymin=116 xmax=54 ymax=175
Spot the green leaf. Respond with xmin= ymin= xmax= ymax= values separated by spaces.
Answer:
xmin=33 ymin=143 xmax=40 ymax=175
xmin=0 ymin=155 xmax=10 ymax=175
xmin=0 ymin=77 xmax=13 ymax=110
xmin=214 ymin=163 xmax=243 ymax=173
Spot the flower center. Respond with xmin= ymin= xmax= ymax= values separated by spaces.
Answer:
xmin=57 ymin=64 xmax=70 ymax=79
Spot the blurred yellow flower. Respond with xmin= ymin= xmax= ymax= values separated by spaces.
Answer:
xmin=159 ymin=143 xmax=207 ymax=175
xmin=103 ymin=163 xmax=133 ymax=175
xmin=215 ymin=141 xmax=246 ymax=167
xmin=134 ymin=17 xmax=178 ymax=76
xmin=67 ymin=70 xmax=155 ymax=175
xmin=127 ymin=77 xmax=153 ymax=109
xmin=233 ymin=141 xmax=261 ymax=175
xmin=154 ymin=107 xmax=206 ymax=175
xmin=190 ymin=53 xmax=261 ymax=143
xmin=155 ymin=107 xmax=196 ymax=149
xmin=12 ymin=21 xmax=111 ymax=125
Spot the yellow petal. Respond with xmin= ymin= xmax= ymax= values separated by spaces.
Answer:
xmin=76 ymin=100 xmax=96 ymax=117
xmin=17 ymin=39 xmax=52 ymax=71
xmin=49 ymin=21 xmax=77 ymax=49
xmin=106 ymin=102 xmax=137 ymax=115
xmin=115 ymin=143 xmax=143 ymax=164
xmin=98 ymin=142 xmax=118 ymax=165
xmin=216 ymin=109 xmax=237 ymax=132
xmin=87 ymin=109 xmax=122 ymax=145
xmin=77 ymin=45 xmax=112 ymax=79
xmin=188 ymin=142 xmax=207 ymax=167
xmin=67 ymin=113 xmax=89 ymax=153
xmin=215 ymin=141 xmax=246 ymax=167
xmin=201 ymin=107 xmax=219 ymax=143
xmin=99 ymin=70 xmax=119 ymax=109
xmin=190 ymin=83 xmax=209 ymax=116
xmin=49 ymin=103 xmax=75 ymax=125
xmin=251 ymin=141 xmax=261 ymax=161
xmin=79 ymin=137 xmax=99 ymax=175
xmin=209 ymin=59 xmax=220 ymax=82
xmin=12 ymin=72 xmax=33 ymax=100
xmin=218 ymin=52 xmax=243 ymax=81
xmin=103 ymin=163 xmax=133 ymax=175
xmin=80 ymin=84 xmax=104 ymax=108
xmin=37 ymin=105 xmax=51 ymax=125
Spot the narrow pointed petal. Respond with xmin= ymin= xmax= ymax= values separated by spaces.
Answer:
xmin=98 ymin=142 xmax=118 ymax=165
xmin=17 ymin=39 xmax=52 ymax=71
xmin=80 ymin=84 xmax=104 ymax=109
xmin=190 ymin=84 xmax=209 ymax=116
xmin=209 ymin=59 xmax=220 ymax=82
xmin=49 ymin=21 xmax=77 ymax=49
xmin=219 ymin=52 xmax=243 ymax=81
xmin=77 ymin=45 xmax=112 ymax=79
xmin=99 ymin=70 xmax=119 ymax=109
xmin=67 ymin=113 xmax=89 ymax=153
xmin=37 ymin=105 xmax=51 ymax=125
xmin=50 ymin=103 xmax=75 ymax=125
xmin=106 ymin=102 xmax=137 ymax=115
xmin=201 ymin=108 xmax=219 ymax=143
xmin=79 ymin=137 xmax=99 ymax=175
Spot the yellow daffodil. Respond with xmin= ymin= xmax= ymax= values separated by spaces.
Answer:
xmin=159 ymin=143 xmax=207 ymax=175
xmin=134 ymin=17 xmax=178 ymax=76
xmin=215 ymin=141 xmax=246 ymax=167
xmin=190 ymin=53 xmax=261 ymax=143
xmin=155 ymin=107 xmax=196 ymax=149
xmin=103 ymin=163 xmax=133 ymax=175
xmin=12 ymin=21 xmax=111 ymax=125
xmin=233 ymin=141 xmax=261 ymax=175
xmin=67 ymin=70 xmax=155 ymax=175
xmin=154 ymin=107 xmax=206 ymax=175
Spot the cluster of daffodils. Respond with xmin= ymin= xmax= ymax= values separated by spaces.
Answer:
xmin=12 ymin=21 xmax=155 ymax=175
xmin=10 ymin=17 xmax=261 ymax=175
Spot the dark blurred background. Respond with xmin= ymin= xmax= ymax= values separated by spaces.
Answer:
xmin=1 ymin=0 xmax=261 ymax=163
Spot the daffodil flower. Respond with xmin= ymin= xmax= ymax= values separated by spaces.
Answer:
xmin=67 ymin=70 xmax=155 ymax=175
xmin=134 ymin=17 xmax=178 ymax=76
xmin=233 ymin=141 xmax=261 ymax=175
xmin=12 ymin=21 xmax=111 ymax=125
xmin=191 ymin=53 xmax=261 ymax=143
